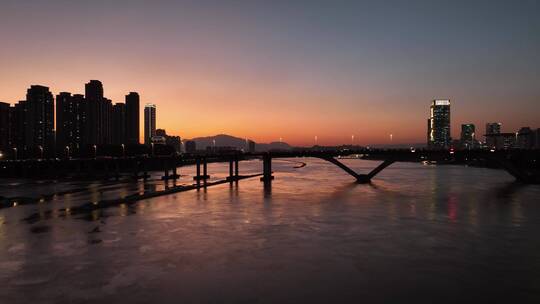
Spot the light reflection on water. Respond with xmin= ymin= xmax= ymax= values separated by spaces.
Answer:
xmin=0 ymin=159 xmax=540 ymax=303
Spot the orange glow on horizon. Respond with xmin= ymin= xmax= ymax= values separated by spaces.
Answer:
xmin=0 ymin=75 xmax=536 ymax=147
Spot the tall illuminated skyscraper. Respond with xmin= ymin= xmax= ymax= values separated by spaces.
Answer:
xmin=144 ymin=103 xmax=156 ymax=145
xmin=427 ymin=99 xmax=451 ymax=149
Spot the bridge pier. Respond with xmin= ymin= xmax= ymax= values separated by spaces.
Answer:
xmin=203 ymin=158 xmax=209 ymax=179
xmin=227 ymin=156 xmax=241 ymax=182
xmin=172 ymin=162 xmax=179 ymax=180
xmin=321 ymin=156 xmax=395 ymax=184
xmin=166 ymin=157 xmax=180 ymax=180
xmin=235 ymin=156 xmax=239 ymax=178
xmin=193 ymin=157 xmax=210 ymax=181
xmin=227 ymin=159 xmax=233 ymax=181
xmin=260 ymin=154 xmax=274 ymax=182
xmin=132 ymin=158 xmax=149 ymax=180
xmin=160 ymin=157 xmax=180 ymax=180
xmin=162 ymin=158 xmax=170 ymax=180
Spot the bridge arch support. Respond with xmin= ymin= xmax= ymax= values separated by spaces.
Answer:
xmin=318 ymin=156 xmax=395 ymax=183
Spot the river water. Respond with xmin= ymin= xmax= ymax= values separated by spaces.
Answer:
xmin=1 ymin=159 xmax=539 ymax=303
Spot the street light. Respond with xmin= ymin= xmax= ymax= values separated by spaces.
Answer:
xmin=13 ymin=148 xmax=17 ymax=160
xmin=93 ymin=145 xmax=97 ymax=159
xmin=65 ymin=146 xmax=70 ymax=159
xmin=121 ymin=144 xmax=125 ymax=158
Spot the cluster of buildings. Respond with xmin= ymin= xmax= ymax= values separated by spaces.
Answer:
xmin=427 ymin=99 xmax=540 ymax=150
xmin=0 ymin=80 xmax=180 ymax=159
xmin=2 ymin=89 xmax=538 ymax=159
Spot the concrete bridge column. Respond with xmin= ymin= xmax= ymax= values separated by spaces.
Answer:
xmin=227 ymin=156 xmax=239 ymax=182
xmin=228 ymin=158 xmax=234 ymax=181
xmin=169 ymin=156 xmax=180 ymax=179
xmin=195 ymin=157 xmax=201 ymax=180
xmin=173 ymin=165 xmax=178 ymax=179
xmin=203 ymin=157 xmax=209 ymax=179
xmin=194 ymin=157 xmax=209 ymax=181
xmin=162 ymin=158 xmax=170 ymax=180
xmin=171 ymin=156 xmax=180 ymax=180
xmin=260 ymin=154 xmax=274 ymax=182
xmin=235 ymin=156 xmax=239 ymax=178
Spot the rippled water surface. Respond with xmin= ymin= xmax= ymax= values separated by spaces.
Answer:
xmin=1 ymin=159 xmax=540 ymax=303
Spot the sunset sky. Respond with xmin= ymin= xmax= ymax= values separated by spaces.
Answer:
xmin=1 ymin=0 xmax=539 ymax=146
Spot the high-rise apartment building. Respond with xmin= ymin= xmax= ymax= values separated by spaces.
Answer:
xmin=460 ymin=124 xmax=475 ymax=149
xmin=112 ymin=103 xmax=126 ymax=145
xmin=25 ymin=85 xmax=55 ymax=153
xmin=144 ymin=103 xmax=156 ymax=145
xmin=84 ymin=80 xmax=104 ymax=145
xmin=485 ymin=122 xmax=502 ymax=148
xmin=125 ymin=92 xmax=140 ymax=145
xmin=56 ymin=92 xmax=85 ymax=151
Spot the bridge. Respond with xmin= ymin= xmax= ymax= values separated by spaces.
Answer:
xmin=1 ymin=149 xmax=539 ymax=184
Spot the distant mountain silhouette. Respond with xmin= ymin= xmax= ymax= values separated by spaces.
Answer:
xmin=188 ymin=134 xmax=291 ymax=152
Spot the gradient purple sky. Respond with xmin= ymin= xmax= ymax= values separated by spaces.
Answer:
xmin=1 ymin=0 xmax=539 ymax=145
